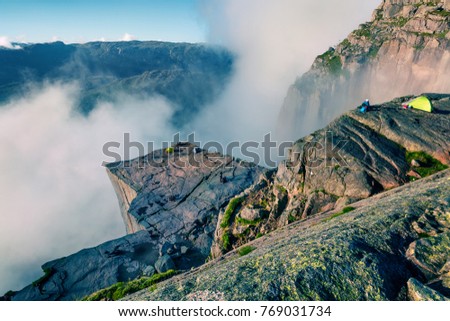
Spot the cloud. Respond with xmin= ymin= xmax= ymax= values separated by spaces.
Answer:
xmin=0 ymin=36 xmax=22 ymax=49
xmin=120 ymin=33 xmax=136 ymax=41
xmin=0 ymin=83 xmax=175 ymax=294
xmin=193 ymin=0 xmax=380 ymax=144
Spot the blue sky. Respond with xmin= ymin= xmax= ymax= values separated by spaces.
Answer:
xmin=0 ymin=0 xmax=206 ymax=43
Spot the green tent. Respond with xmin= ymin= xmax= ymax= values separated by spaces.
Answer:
xmin=408 ymin=96 xmax=433 ymax=113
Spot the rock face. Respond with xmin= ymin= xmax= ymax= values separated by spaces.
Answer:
xmin=0 ymin=41 xmax=234 ymax=127
xmin=11 ymin=144 xmax=263 ymax=300
xmin=106 ymin=143 xmax=265 ymax=268
xmin=210 ymin=94 xmax=449 ymax=258
xmin=12 ymin=231 xmax=160 ymax=301
xmin=277 ymin=0 xmax=450 ymax=140
xmin=407 ymin=278 xmax=449 ymax=301
xmin=127 ymin=169 xmax=450 ymax=301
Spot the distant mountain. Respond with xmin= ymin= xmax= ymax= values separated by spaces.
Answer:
xmin=0 ymin=41 xmax=234 ymax=127
xmin=277 ymin=0 xmax=450 ymax=140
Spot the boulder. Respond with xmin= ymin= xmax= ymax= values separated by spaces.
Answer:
xmin=411 ymin=159 xmax=421 ymax=168
xmin=142 ymin=266 xmax=156 ymax=277
xmin=302 ymin=192 xmax=336 ymax=219
xmin=155 ymin=255 xmax=176 ymax=274
xmin=407 ymin=278 xmax=450 ymax=301
xmin=407 ymin=170 xmax=421 ymax=179
xmin=240 ymin=207 xmax=263 ymax=222
xmin=406 ymin=232 xmax=450 ymax=279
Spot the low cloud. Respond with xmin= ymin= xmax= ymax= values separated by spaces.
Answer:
xmin=193 ymin=0 xmax=380 ymax=144
xmin=0 ymin=83 xmax=175 ymax=294
xmin=120 ymin=33 xmax=136 ymax=41
xmin=0 ymin=36 xmax=22 ymax=49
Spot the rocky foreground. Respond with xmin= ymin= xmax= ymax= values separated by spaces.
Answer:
xmin=127 ymin=169 xmax=450 ymax=301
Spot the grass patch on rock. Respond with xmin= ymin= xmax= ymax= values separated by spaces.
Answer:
xmin=220 ymin=197 xmax=245 ymax=251
xmin=32 ymin=268 xmax=54 ymax=288
xmin=235 ymin=216 xmax=261 ymax=226
xmin=406 ymin=151 xmax=448 ymax=179
xmin=431 ymin=9 xmax=450 ymax=17
xmin=237 ymin=246 xmax=255 ymax=257
xmin=222 ymin=232 xmax=231 ymax=251
xmin=220 ymin=197 xmax=244 ymax=229
xmin=83 ymin=270 xmax=178 ymax=301
xmin=317 ymin=50 xmax=343 ymax=75
xmin=323 ymin=206 xmax=356 ymax=222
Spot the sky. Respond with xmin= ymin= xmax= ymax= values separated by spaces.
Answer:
xmin=0 ymin=0 xmax=381 ymax=295
xmin=0 ymin=0 xmax=205 ymax=43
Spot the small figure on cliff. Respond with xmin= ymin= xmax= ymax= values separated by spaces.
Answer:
xmin=360 ymin=99 xmax=370 ymax=113
xmin=219 ymin=172 xmax=227 ymax=184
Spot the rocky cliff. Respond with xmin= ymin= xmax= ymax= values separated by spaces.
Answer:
xmin=10 ymin=145 xmax=263 ymax=300
xmin=277 ymin=0 xmax=450 ymax=140
xmin=210 ymin=94 xmax=449 ymax=258
xmin=127 ymin=169 xmax=450 ymax=301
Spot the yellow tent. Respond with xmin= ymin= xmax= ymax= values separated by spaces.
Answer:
xmin=408 ymin=96 xmax=433 ymax=113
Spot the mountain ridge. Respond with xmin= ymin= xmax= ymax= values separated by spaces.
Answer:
xmin=0 ymin=40 xmax=234 ymax=127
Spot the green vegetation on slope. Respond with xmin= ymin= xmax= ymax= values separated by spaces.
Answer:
xmin=235 ymin=216 xmax=261 ymax=226
xmin=317 ymin=50 xmax=342 ymax=75
xmin=237 ymin=246 xmax=255 ymax=257
xmin=323 ymin=206 xmax=356 ymax=222
xmin=406 ymin=151 xmax=448 ymax=179
xmin=220 ymin=197 xmax=244 ymax=229
xmin=222 ymin=233 xmax=231 ymax=251
xmin=83 ymin=270 xmax=178 ymax=301
xmin=431 ymin=9 xmax=450 ymax=17
xmin=32 ymin=268 xmax=54 ymax=288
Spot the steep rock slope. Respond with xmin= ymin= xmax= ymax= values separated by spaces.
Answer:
xmin=127 ymin=169 xmax=450 ymax=301
xmin=0 ymin=41 xmax=233 ymax=127
xmin=277 ymin=0 xmax=450 ymax=140
xmin=10 ymin=145 xmax=263 ymax=300
xmin=12 ymin=231 xmax=159 ymax=301
xmin=211 ymin=94 xmax=449 ymax=257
